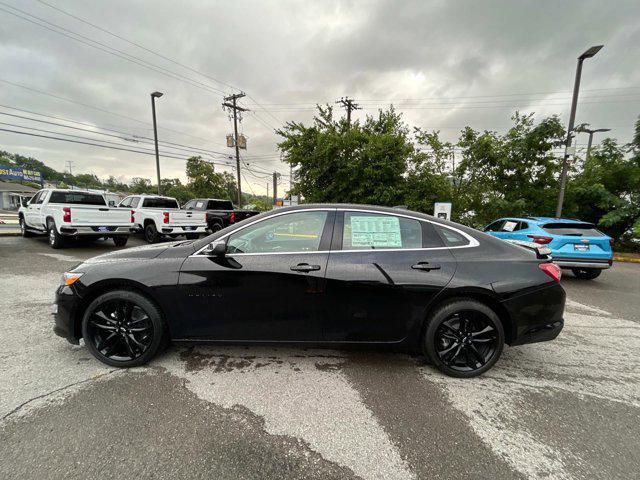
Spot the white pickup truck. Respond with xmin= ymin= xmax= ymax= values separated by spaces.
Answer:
xmin=119 ymin=194 xmax=207 ymax=243
xmin=18 ymin=189 xmax=132 ymax=249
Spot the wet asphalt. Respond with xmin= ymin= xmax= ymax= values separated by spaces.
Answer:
xmin=0 ymin=234 xmax=638 ymax=480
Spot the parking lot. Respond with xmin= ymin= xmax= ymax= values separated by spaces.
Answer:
xmin=1 ymin=234 xmax=639 ymax=480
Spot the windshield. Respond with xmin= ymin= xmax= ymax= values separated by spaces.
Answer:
xmin=49 ymin=191 xmax=106 ymax=206
xmin=542 ymin=222 xmax=605 ymax=237
xmin=142 ymin=197 xmax=179 ymax=209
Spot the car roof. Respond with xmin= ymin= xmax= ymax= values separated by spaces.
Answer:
xmin=496 ymin=216 xmax=587 ymax=224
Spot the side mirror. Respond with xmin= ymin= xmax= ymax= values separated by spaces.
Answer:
xmin=22 ymin=199 xmax=29 ymax=207
xmin=203 ymin=240 xmax=226 ymax=256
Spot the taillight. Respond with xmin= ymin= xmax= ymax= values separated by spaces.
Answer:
xmin=609 ymin=238 xmax=614 ymax=248
xmin=230 ymin=212 xmax=236 ymax=223
xmin=163 ymin=212 xmax=169 ymax=224
xmin=130 ymin=209 xmax=135 ymax=223
xmin=539 ymin=262 xmax=561 ymax=282
xmin=205 ymin=212 xmax=210 ymax=223
xmin=527 ymin=235 xmax=553 ymax=245
xmin=62 ymin=207 xmax=71 ymax=223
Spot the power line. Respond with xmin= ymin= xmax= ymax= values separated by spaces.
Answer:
xmin=33 ymin=0 xmax=240 ymax=93
xmin=0 ymin=2 xmax=226 ymax=96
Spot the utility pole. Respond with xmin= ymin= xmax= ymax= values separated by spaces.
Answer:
xmin=65 ymin=160 xmax=74 ymax=176
xmin=575 ymin=124 xmax=611 ymax=163
xmin=272 ymin=172 xmax=280 ymax=205
xmin=150 ymin=91 xmax=163 ymax=195
xmin=336 ymin=96 xmax=361 ymax=127
xmin=266 ymin=181 xmax=269 ymax=199
xmin=223 ymin=92 xmax=249 ymax=206
xmin=555 ymin=45 xmax=603 ymax=218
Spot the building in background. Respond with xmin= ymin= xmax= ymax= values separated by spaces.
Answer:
xmin=0 ymin=181 xmax=39 ymax=210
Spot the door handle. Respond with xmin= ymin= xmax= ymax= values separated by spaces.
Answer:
xmin=290 ymin=263 xmax=321 ymax=273
xmin=411 ymin=262 xmax=441 ymax=271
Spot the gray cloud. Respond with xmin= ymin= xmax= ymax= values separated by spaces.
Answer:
xmin=0 ymin=0 xmax=639 ymax=196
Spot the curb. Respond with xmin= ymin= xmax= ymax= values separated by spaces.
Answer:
xmin=0 ymin=230 xmax=21 ymax=236
xmin=614 ymin=255 xmax=640 ymax=264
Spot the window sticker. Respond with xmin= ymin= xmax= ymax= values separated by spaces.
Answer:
xmin=195 ymin=201 xmax=204 ymax=208
xmin=350 ymin=215 xmax=402 ymax=247
xmin=502 ymin=221 xmax=517 ymax=232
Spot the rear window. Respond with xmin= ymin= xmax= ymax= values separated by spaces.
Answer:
xmin=49 ymin=191 xmax=106 ymax=206
xmin=434 ymin=225 xmax=471 ymax=247
xmin=542 ymin=223 xmax=604 ymax=237
xmin=142 ymin=197 xmax=179 ymax=209
xmin=208 ymin=200 xmax=234 ymax=210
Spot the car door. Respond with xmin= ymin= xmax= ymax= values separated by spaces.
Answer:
xmin=321 ymin=210 xmax=457 ymax=343
xmin=29 ymin=190 xmax=48 ymax=229
xmin=176 ymin=209 xmax=335 ymax=341
xmin=24 ymin=191 xmax=42 ymax=228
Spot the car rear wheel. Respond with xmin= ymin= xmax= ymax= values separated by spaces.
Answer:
xmin=571 ymin=268 xmax=602 ymax=280
xmin=144 ymin=222 xmax=160 ymax=243
xmin=112 ymin=235 xmax=128 ymax=247
xmin=82 ymin=290 xmax=166 ymax=367
xmin=47 ymin=219 xmax=65 ymax=249
xmin=423 ymin=299 xmax=504 ymax=378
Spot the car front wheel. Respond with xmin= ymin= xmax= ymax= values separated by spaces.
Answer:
xmin=82 ymin=290 xmax=166 ymax=367
xmin=571 ymin=268 xmax=602 ymax=280
xmin=423 ymin=299 xmax=504 ymax=378
xmin=19 ymin=217 xmax=33 ymax=237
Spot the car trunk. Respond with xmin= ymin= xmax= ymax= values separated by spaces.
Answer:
xmin=167 ymin=210 xmax=206 ymax=226
xmin=542 ymin=222 xmax=612 ymax=259
xmin=64 ymin=205 xmax=132 ymax=226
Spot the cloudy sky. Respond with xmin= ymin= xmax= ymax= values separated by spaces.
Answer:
xmin=1 ymin=0 xmax=639 ymax=196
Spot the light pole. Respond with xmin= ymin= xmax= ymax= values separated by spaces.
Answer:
xmin=575 ymin=124 xmax=611 ymax=162
xmin=150 ymin=91 xmax=164 ymax=195
xmin=555 ymin=45 xmax=603 ymax=218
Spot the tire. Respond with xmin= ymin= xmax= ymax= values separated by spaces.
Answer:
xmin=210 ymin=222 xmax=223 ymax=233
xmin=47 ymin=219 xmax=65 ymax=249
xmin=185 ymin=233 xmax=199 ymax=240
xmin=113 ymin=236 xmax=129 ymax=247
xmin=19 ymin=216 xmax=33 ymax=237
xmin=571 ymin=268 xmax=602 ymax=280
xmin=82 ymin=290 xmax=166 ymax=367
xmin=423 ymin=298 xmax=504 ymax=378
xmin=144 ymin=222 xmax=160 ymax=244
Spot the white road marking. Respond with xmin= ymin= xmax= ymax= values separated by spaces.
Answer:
xmin=422 ymin=310 xmax=640 ymax=480
xmin=565 ymin=299 xmax=611 ymax=316
xmin=157 ymin=347 xmax=414 ymax=480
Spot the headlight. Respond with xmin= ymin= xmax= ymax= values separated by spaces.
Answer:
xmin=61 ymin=272 xmax=84 ymax=286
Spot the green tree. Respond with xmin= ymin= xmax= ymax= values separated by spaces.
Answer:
xmin=186 ymin=156 xmax=234 ymax=199
xmin=130 ymin=177 xmax=152 ymax=194
xmin=277 ymin=105 xmax=412 ymax=206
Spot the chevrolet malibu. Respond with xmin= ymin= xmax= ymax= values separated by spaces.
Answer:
xmin=53 ymin=204 xmax=565 ymax=378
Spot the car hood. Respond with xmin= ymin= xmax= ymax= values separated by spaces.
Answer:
xmin=83 ymin=241 xmax=183 ymax=263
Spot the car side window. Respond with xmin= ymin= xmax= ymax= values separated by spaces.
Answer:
xmin=342 ymin=212 xmax=422 ymax=250
xmin=130 ymin=197 xmax=140 ymax=208
xmin=226 ymin=211 xmax=328 ymax=254
xmin=29 ymin=191 xmax=42 ymax=204
xmin=501 ymin=220 xmax=519 ymax=232
xmin=519 ymin=222 xmax=529 ymax=230
xmin=484 ymin=220 xmax=504 ymax=232
xmin=183 ymin=200 xmax=195 ymax=209
xmin=119 ymin=197 xmax=132 ymax=208
xmin=36 ymin=191 xmax=47 ymax=204
xmin=434 ymin=225 xmax=471 ymax=247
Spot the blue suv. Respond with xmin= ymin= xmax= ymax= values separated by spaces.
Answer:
xmin=483 ymin=217 xmax=613 ymax=280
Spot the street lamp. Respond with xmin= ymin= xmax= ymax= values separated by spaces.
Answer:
xmin=150 ymin=91 xmax=164 ymax=195
xmin=575 ymin=124 xmax=611 ymax=162
xmin=555 ymin=45 xmax=603 ymax=218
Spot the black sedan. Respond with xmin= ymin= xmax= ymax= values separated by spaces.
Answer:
xmin=53 ymin=204 xmax=565 ymax=378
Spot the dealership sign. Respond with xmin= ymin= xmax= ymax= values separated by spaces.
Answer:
xmin=0 ymin=164 xmax=42 ymax=183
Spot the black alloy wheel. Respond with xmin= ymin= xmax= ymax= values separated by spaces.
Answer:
xmin=424 ymin=299 xmax=504 ymax=378
xmin=571 ymin=268 xmax=601 ymax=280
xmin=144 ymin=222 xmax=160 ymax=243
xmin=82 ymin=290 xmax=165 ymax=367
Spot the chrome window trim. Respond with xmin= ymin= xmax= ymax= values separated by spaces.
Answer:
xmin=190 ymin=207 xmax=479 ymax=258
